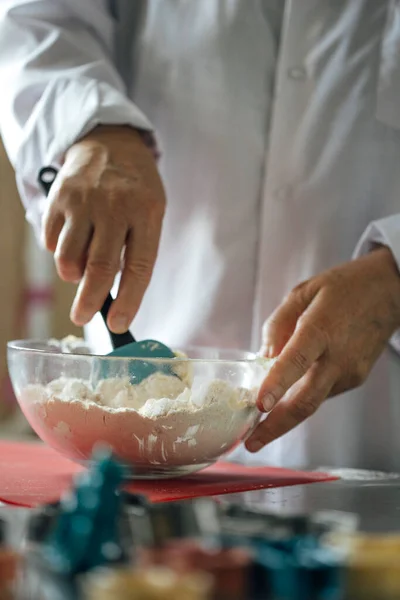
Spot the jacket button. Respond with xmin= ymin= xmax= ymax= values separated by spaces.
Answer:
xmin=288 ymin=66 xmax=307 ymax=80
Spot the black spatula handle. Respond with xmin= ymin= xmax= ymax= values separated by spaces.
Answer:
xmin=99 ymin=292 xmax=135 ymax=348
xmin=37 ymin=166 xmax=135 ymax=349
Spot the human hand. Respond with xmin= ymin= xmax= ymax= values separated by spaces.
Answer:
xmin=42 ymin=125 xmax=165 ymax=333
xmin=246 ymin=247 xmax=400 ymax=452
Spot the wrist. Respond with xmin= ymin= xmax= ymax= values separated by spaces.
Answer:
xmin=64 ymin=125 xmax=155 ymax=173
xmin=371 ymin=246 xmax=400 ymax=326
xmin=80 ymin=124 xmax=144 ymax=143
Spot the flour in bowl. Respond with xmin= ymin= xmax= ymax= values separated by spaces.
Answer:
xmin=20 ymin=364 xmax=266 ymax=469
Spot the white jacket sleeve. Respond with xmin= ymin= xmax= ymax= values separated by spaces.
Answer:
xmin=353 ymin=214 xmax=400 ymax=353
xmin=0 ymin=0 xmax=153 ymax=237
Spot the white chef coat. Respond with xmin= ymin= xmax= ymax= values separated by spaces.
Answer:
xmin=1 ymin=0 xmax=400 ymax=471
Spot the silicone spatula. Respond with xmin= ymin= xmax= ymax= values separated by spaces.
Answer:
xmin=38 ymin=166 xmax=177 ymax=384
xmin=98 ymin=290 xmax=178 ymax=382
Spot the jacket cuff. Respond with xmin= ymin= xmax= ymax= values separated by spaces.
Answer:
xmin=353 ymin=215 xmax=400 ymax=352
xmin=353 ymin=215 xmax=400 ymax=269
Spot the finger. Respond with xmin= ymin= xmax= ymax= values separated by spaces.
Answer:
xmin=108 ymin=216 xmax=162 ymax=333
xmin=261 ymin=293 xmax=306 ymax=357
xmin=42 ymin=207 xmax=65 ymax=252
xmin=70 ymin=224 xmax=127 ymax=326
xmin=257 ymin=301 xmax=328 ymax=412
xmin=246 ymin=360 xmax=338 ymax=452
xmin=54 ymin=217 xmax=93 ymax=282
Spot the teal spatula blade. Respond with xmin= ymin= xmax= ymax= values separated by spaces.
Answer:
xmin=108 ymin=340 xmax=176 ymax=359
xmin=98 ymin=293 xmax=179 ymax=383
xmin=105 ymin=339 xmax=177 ymax=383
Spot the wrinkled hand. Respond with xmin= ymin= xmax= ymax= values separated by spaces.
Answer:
xmin=42 ymin=125 xmax=165 ymax=333
xmin=246 ymin=247 xmax=400 ymax=452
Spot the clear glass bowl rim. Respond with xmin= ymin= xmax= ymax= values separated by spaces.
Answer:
xmin=7 ymin=339 xmax=259 ymax=365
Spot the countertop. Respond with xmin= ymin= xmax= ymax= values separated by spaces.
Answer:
xmin=2 ymin=468 xmax=400 ymax=550
xmin=221 ymin=470 xmax=400 ymax=533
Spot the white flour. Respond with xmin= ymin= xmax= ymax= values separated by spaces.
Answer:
xmin=20 ymin=365 xmax=263 ymax=470
xmin=32 ymin=372 xmax=256 ymax=418
xmin=47 ymin=335 xmax=92 ymax=354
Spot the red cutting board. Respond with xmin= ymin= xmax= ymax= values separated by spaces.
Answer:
xmin=0 ymin=442 xmax=337 ymax=508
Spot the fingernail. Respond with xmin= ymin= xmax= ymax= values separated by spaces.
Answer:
xmin=246 ymin=438 xmax=264 ymax=453
xmin=111 ymin=314 xmax=129 ymax=333
xmin=260 ymin=394 xmax=275 ymax=413
xmin=259 ymin=345 xmax=275 ymax=358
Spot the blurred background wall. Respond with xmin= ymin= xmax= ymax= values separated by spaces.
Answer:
xmin=0 ymin=139 xmax=81 ymax=436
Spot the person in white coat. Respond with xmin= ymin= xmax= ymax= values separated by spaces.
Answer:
xmin=1 ymin=0 xmax=400 ymax=470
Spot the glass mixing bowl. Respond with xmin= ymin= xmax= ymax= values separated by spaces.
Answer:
xmin=7 ymin=340 xmax=267 ymax=478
